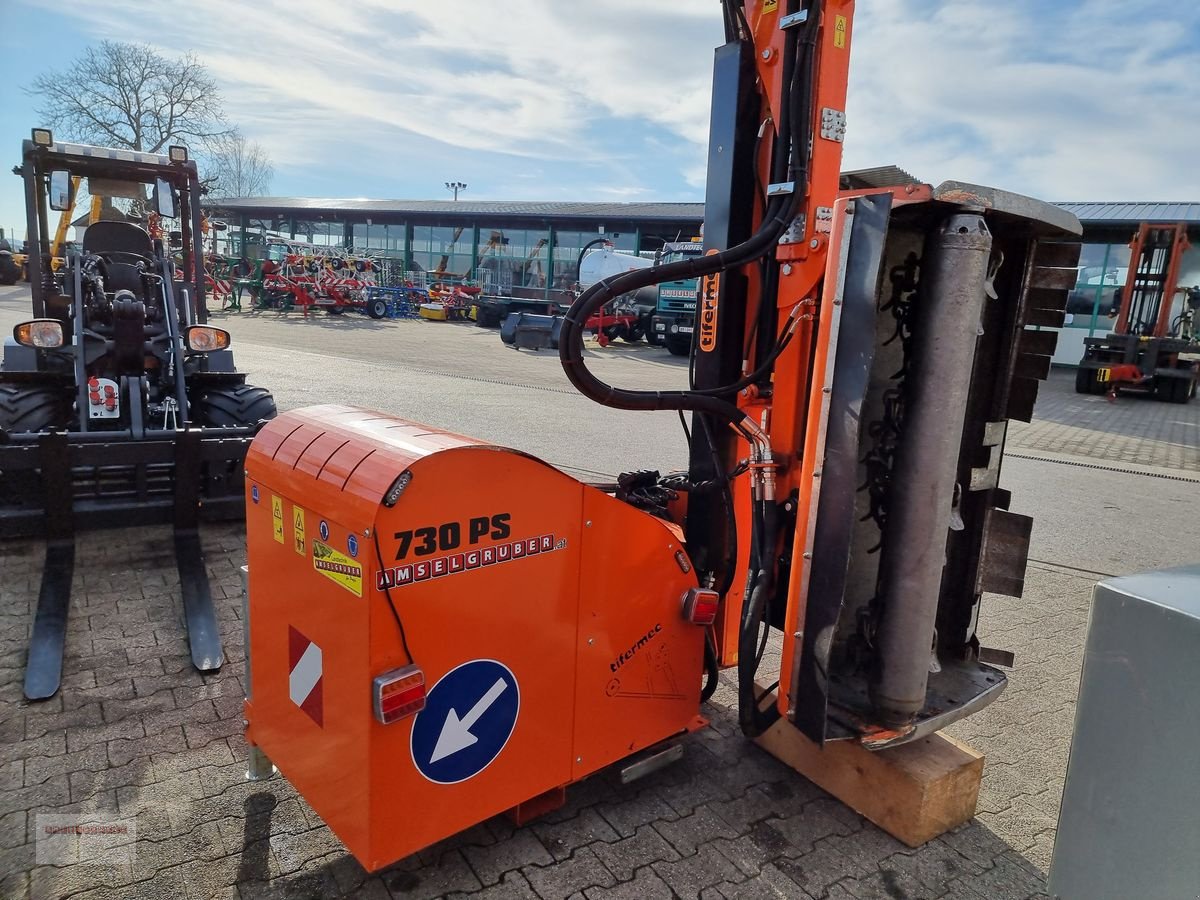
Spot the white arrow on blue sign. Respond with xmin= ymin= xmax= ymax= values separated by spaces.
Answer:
xmin=411 ymin=659 xmax=519 ymax=784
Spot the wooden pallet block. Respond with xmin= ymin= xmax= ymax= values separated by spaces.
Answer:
xmin=753 ymin=692 xmax=984 ymax=847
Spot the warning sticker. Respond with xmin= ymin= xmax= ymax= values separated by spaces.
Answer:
xmin=271 ymin=495 xmax=284 ymax=544
xmin=763 ymin=0 xmax=778 ymax=12
xmin=312 ymin=540 xmax=363 ymax=597
xmin=293 ymin=505 xmax=306 ymax=556
xmin=834 ymin=14 xmax=847 ymax=49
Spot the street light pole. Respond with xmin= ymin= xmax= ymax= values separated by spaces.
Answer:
xmin=445 ymin=181 xmax=467 ymax=201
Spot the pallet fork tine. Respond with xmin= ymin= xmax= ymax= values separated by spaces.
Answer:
xmin=23 ymin=431 xmax=74 ymax=700
xmin=173 ymin=426 xmax=223 ymax=672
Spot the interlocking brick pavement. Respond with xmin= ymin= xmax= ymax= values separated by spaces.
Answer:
xmin=0 ymin=517 xmax=1097 ymax=899
xmin=4 ymin=347 xmax=1173 ymax=898
xmin=1008 ymin=368 xmax=1200 ymax=472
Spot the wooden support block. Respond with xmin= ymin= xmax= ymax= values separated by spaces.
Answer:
xmin=753 ymin=697 xmax=984 ymax=847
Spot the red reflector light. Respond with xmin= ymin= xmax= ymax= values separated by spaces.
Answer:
xmin=682 ymin=587 xmax=720 ymax=626
xmin=373 ymin=665 xmax=425 ymax=724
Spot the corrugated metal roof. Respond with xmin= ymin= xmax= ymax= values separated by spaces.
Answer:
xmin=206 ymin=168 xmax=925 ymax=222
xmin=207 ymin=193 xmax=1200 ymax=228
xmin=1054 ymin=202 xmax=1200 ymax=225
xmin=840 ymin=165 xmax=920 ymax=189
xmin=205 ymin=197 xmax=706 ymax=221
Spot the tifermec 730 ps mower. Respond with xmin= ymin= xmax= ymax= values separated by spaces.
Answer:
xmin=2 ymin=130 xmax=276 ymax=699
xmin=241 ymin=0 xmax=1081 ymax=872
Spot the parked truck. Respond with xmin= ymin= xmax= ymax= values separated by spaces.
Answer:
xmin=648 ymin=240 xmax=704 ymax=354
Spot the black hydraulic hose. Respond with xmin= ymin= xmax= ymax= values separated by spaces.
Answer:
xmin=558 ymin=193 xmax=792 ymax=424
xmin=692 ymin=322 xmax=798 ymax=398
xmin=698 ymin=412 xmax=738 ymax=596
xmin=575 ymin=237 xmax=610 ymax=285
xmin=557 ymin=10 xmax=819 ymax=422
xmin=738 ymin=497 xmax=781 ymax=737
xmin=702 ymin=630 xmax=720 ymax=702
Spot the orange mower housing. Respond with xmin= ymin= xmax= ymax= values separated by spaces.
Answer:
xmin=243 ymin=406 xmax=704 ymax=870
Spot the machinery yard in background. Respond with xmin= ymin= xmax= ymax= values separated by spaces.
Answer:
xmin=241 ymin=0 xmax=1083 ymax=872
xmin=1076 ymin=221 xmax=1199 ymax=402
xmin=1 ymin=130 xmax=277 ymax=700
xmin=500 ymin=239 xmax=698 ymax=351
xmin=206 ymin=238 xmax=392 ymax=318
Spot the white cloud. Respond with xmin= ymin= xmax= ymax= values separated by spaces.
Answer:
xmin=10 ymin=0 xmax=1200 ymax=206
xmin=844 ymin=0 xmax=1200 ymax=198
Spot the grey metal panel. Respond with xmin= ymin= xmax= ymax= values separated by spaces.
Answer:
xmin=1049 ymin=564 xmax=1200 ymax=900
xmin=932 ymin=182 xmax=1083 ymax=236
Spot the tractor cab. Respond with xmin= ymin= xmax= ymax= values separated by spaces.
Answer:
xmin=2 ymin=128 xmax=277 ymax=701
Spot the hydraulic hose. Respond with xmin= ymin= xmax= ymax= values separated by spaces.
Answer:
xmin=555 ymin=8 xmax=820 ymax=737
xmin=557 ymin=192 xmax=793 ymax=427
xmin=702 ymin=630 xmax=720 ymax=702
xmin=557 ymin=7 xmax=819 ymax=422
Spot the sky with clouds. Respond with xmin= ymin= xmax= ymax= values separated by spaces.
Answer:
xmin=1 ymin=0 xmax=1197 ymax=240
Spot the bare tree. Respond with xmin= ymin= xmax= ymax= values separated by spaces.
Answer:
xmin=205 ymin=132 xmax=274 ymax=198
xmin=27 ymin=41 xmax=230 ymax=153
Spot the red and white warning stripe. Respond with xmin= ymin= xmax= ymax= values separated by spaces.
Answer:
xmin=288 ymin=626 xmax=323 ymax=726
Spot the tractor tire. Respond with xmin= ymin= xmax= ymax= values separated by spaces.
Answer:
xmin=665 ymin=333 xmax=691 ymax=357
xmin=0 ymin=383 xmax=72 ymax=433
xmin=602 ymin=324 xmax=628 ymax=343
xmin=1074 ymin=366 xmax=1095 ymax=394
xmin=1158 ymin=375 xmax=1194 ymax=404
xmin=192 ymin=384 xmax=277 ymax=428
xmin=624 ymin=321 xmax=646 ymax=343
xmin=367 ymin=297 xmax=388 ymax=319
xmin=476 ymin=308 xmax=502 ymax=328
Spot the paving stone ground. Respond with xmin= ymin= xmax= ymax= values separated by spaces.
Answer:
xmin=0 ymin=534 xmax=1091 ymax=900
xmin=1008 ymin=369 xmax=1200 ymax=472
xmin=0 ymin=359 xmax=1188 ymax=899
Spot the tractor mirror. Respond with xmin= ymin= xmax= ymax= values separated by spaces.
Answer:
xmin=14 ymin=318 xmax=64 ymax=348
xmin=48 ymin=170 xmax=73 ymax=211
xmin=153 ymin=178 xmax=177 ymax=219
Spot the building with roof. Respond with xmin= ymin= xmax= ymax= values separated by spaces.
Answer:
xmin=201 ymin=168 xmax=916 ymax=300
xmin=203 ymin=184 xmax=1200 ymax=366
xmin=1052 ymin=201 xmax=1200 ymax=364
xmin=203 ymin=197 xmax=707 ymax=300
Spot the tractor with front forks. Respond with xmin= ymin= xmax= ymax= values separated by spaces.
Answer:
xmin=1 ymin=130 xmax=276 ymax=700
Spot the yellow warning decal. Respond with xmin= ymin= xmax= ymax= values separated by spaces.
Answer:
xmin=312 ymin=540 xmax=363 ymax=597
xmin=698 ymin=249 xmax=721 ymax=353
xmin=271 ymin=495 xmax=284 ymax=544
xmin=834 ymin=14 xmax=848 ymax=49
xmin=293 ymin=505 xmax=306 ymax=556
xmin=763 ymin=0 xmax=778 ymax=12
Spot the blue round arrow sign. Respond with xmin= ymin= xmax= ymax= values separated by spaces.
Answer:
xmin=411 ymin=659 xmax=519 ymax=785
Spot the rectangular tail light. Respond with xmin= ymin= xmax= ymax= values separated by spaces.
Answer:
xmin=682 ymin=588 xmax=720 ymax=626
xmin=373 ymin=665 xmax=425 ymax=725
